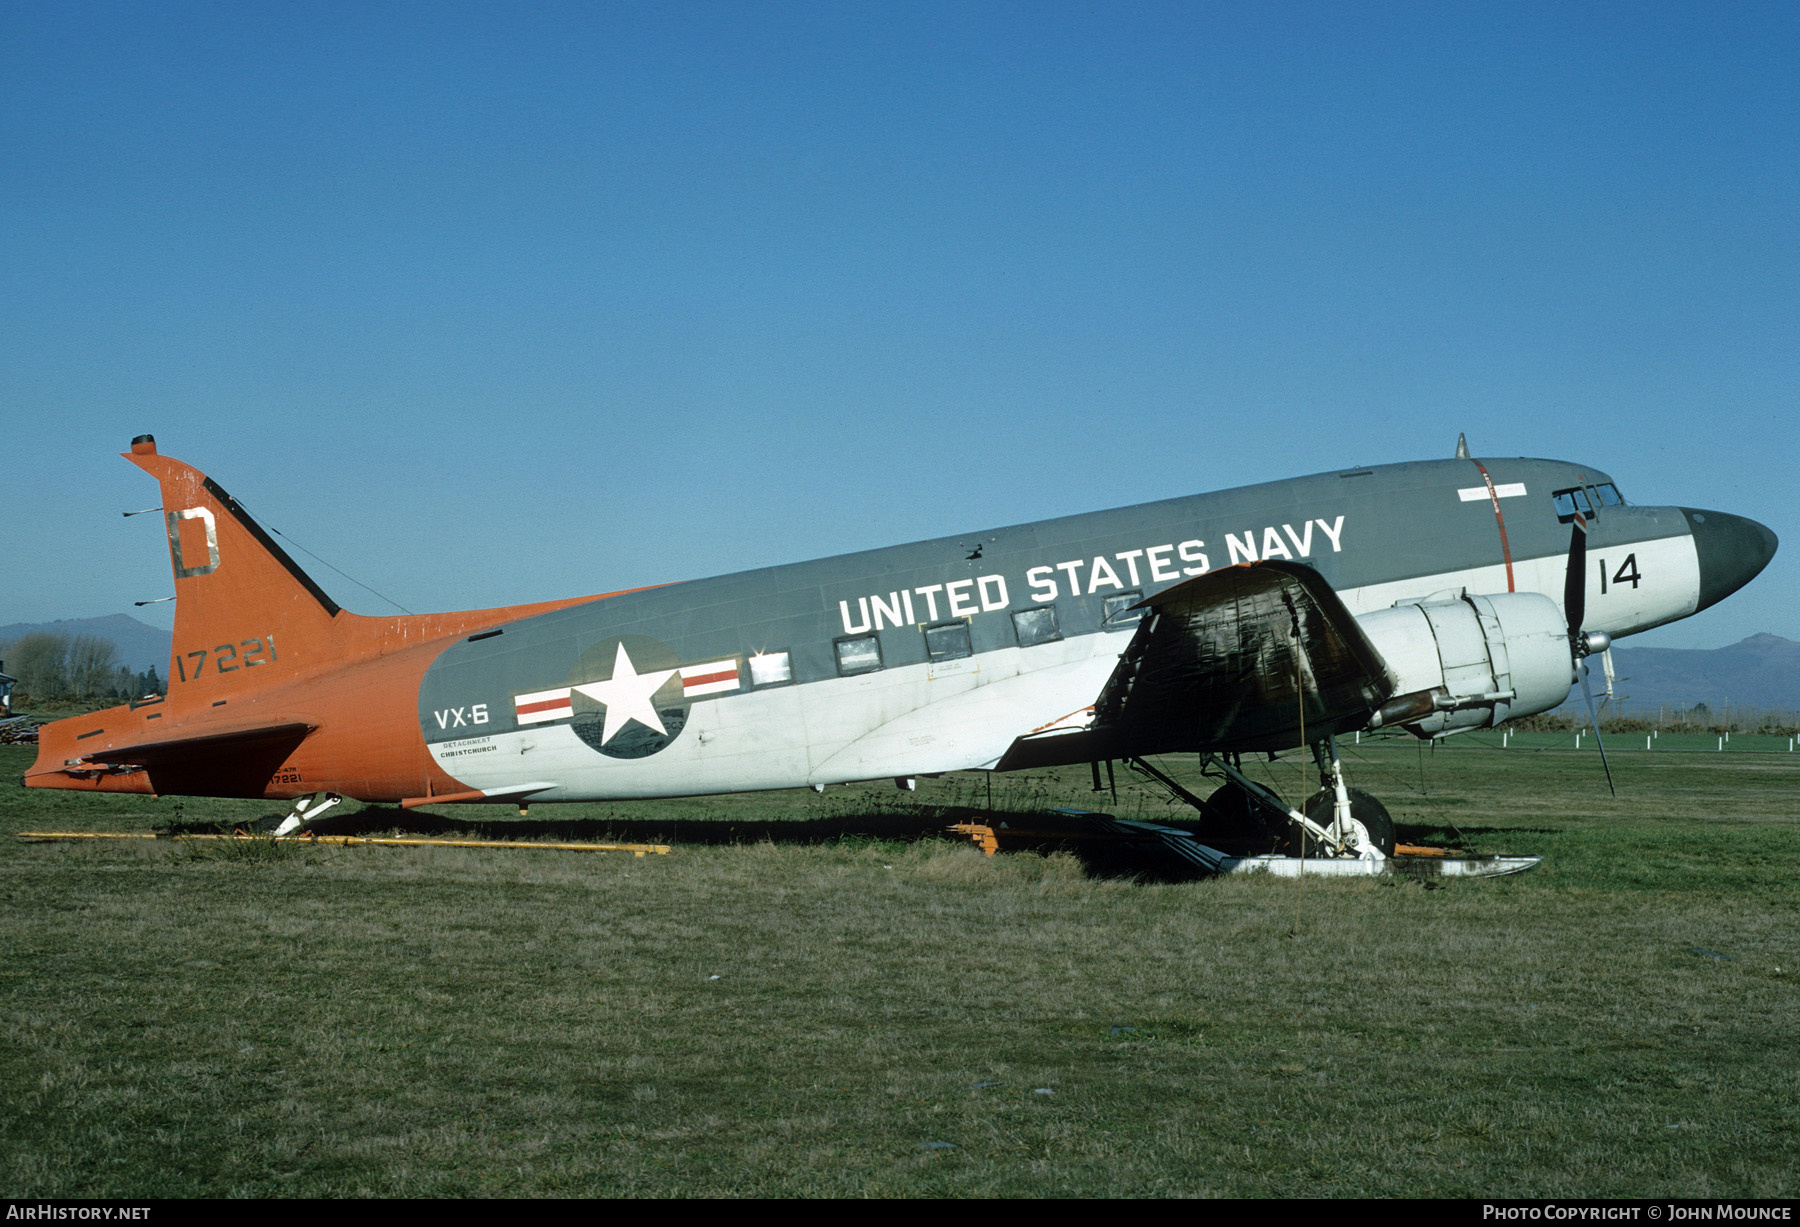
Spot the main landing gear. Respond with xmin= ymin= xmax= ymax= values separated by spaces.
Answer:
xmin=1126 ymin=734 xmax=1394 ymax=864
xmin=953 ymin=739 xmax=1536 ymax=878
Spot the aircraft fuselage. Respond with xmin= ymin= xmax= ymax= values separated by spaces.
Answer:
xmin=409 ymin=456 xmax=1744 ymax=802
xmin=26 ymin=449 xmax=1776 ymax=808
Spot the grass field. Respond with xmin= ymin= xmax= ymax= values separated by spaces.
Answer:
xmin=3 ymin=740 xmax=1797 ymax=1197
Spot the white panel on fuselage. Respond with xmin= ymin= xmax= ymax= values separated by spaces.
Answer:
xmin=1340 ymin=534 xmax=1699 ymax=637
xmin=802 ymin=635 xmax=1131 ymax=784
xmin=426 ymin=628 xmax=1132 ymax=800
xmin=430 ymin=685 xmax=809 ymax=801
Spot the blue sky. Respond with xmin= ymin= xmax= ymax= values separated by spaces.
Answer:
xmin=3 ymin=1 xmax=1793 ymax=648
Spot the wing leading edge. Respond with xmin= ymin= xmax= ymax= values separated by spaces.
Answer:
xmin=997 ymin=561 xmax=1395 ymax=770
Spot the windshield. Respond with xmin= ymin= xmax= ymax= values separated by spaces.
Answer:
xmin=1553 ymin=482 xmax=1625 ymax=520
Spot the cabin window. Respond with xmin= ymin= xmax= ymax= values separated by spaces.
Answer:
xmin=748 ymin=651 xmax=792 ymax=687
xmin=923 ymin=620 xmax=972 ymax=661
xmin=1012 ymin=606 xmax=1061 ymax=647
xmin=1103 ymin=591 xmax=1145 ymax=626
xmin=835 ymin=635 xmax=882 ymax=675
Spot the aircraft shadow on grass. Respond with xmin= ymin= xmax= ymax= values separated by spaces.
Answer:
xmin=158 ymin=806 xmax=1554 ymax=883
xmin=161 ymin=803 xmax=1240 ymax=882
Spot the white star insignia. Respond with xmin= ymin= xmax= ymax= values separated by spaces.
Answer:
xmin=573 ymin=643 xmax=679 ymax=746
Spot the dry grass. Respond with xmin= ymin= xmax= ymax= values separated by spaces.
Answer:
xmin=2 ymin=743 xmax=1797 ymax=1196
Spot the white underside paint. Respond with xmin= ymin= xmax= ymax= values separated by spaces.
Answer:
xmin=427 ymin=533 xmax=1699 ymax=802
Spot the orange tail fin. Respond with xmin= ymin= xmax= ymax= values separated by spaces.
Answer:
xmin=25 ymin=437 xmax=616 ymax=797
xmin=126 ymin=435 xmax=617 ymax=710
xmin=126 ymin=434 xmax=346 ymax=702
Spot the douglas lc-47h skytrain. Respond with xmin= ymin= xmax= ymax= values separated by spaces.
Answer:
xmin=26 ymin=434 xmax=1777 ymax=874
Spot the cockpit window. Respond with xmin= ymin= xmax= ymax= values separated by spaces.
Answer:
xmin=1553 ymin=483 xmax=1625 ymax=521
xmin=1552 ymin=487 xmax=1593 ymax=519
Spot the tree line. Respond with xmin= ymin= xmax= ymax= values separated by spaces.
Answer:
xmin=0 ymin=633 xmax=164 ymax=704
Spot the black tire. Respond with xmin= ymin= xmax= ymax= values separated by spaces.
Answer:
xmin=1196 ymin=782 xmax=1282 ymax=855
xmin=1300 ymin=787 xmax=1396 ymax=857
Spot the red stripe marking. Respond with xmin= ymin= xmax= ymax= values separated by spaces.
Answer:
xmin=516 ymin=698 xmax=571 ymax=715
xmin=1469 ymin=459 xmax=1516 ymax=592
xmin=683 ymin=668 xmax=737 ymax=688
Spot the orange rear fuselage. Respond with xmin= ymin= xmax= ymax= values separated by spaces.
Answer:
xmin=24 ymin=437 xmax=629 ymax=802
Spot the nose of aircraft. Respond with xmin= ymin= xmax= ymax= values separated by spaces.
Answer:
xmin=1681 ymin=508 xmax=1779 ymax=613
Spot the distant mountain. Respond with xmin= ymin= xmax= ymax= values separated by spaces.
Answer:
xmin=0 ymin=614 xmax=171 ymax=677
xmin=1578 ymin=634 xmax=1800 ymax=715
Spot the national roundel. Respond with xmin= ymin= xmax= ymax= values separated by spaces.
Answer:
xmin=567 ymin=635 xmax=691 ymax=759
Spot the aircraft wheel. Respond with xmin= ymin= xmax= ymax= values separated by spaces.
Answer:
xmin=1197 ymin=783 xmax=1281 ymax=855
xmin=1299 ymin=788 xmax=1396 ymax=857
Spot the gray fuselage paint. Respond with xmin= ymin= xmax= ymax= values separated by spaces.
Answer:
xmin=416 ymin=456 xmax=1688 ymax=766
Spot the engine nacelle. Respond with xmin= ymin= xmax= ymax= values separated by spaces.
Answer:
xmin=1356 ymin=592 xmax=1574 ymax=737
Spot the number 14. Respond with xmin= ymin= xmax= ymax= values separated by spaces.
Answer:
xmin=1598 ymin=554 xmax=1640 ymax=595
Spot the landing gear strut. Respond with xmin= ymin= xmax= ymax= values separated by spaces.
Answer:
xmin=1301 ymin=738 xmax=1396 ymax=858
xmin=1031 ymin=740 xmax=1539 ymax=879
xmin=1127 ymin=734 xmax=1390 ymax=863
xmin=964 ymin=744 xmax=1534 ymax=878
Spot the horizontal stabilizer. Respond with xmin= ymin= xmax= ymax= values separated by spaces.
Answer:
xmin=72 ymin=721 xmax=317 ymax=767
xmin=31 ymin=720 xmax=315 ymax=797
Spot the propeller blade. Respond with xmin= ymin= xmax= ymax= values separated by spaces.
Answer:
xmin=1564 ymin=515 xmax=1588 ymax=639
xmin=1578 ymin=661 xmax=1616 ymax=797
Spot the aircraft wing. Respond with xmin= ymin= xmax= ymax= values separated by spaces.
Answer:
xmin=997 ymin=561 xmax=1395 ymax=770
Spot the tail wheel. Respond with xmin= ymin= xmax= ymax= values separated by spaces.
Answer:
xmin=1299 ymin=787 xmax=1396 ymax=857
